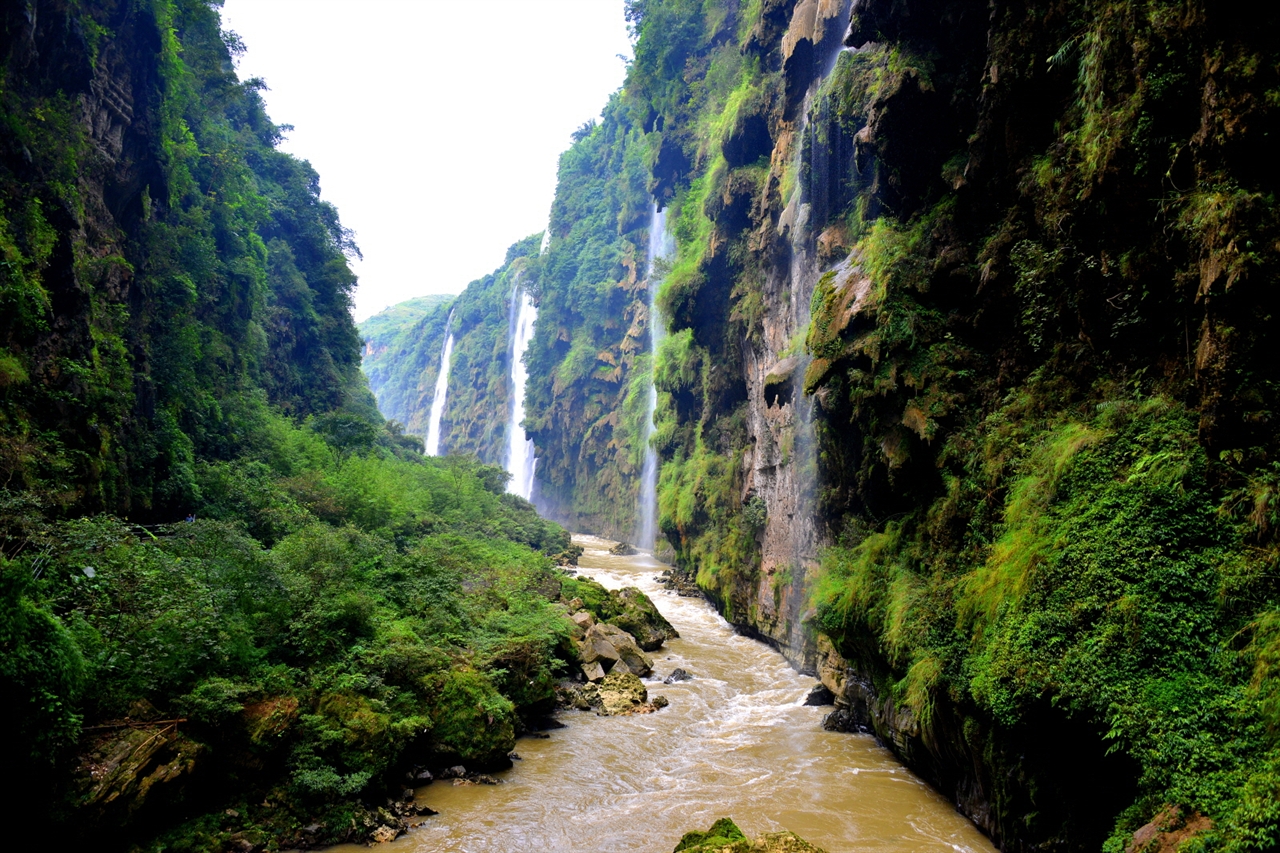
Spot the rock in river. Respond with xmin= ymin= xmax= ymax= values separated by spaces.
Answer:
xmin=577 ymin=622 xmax=654 ymax=676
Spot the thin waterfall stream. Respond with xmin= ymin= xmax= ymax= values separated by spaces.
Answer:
xmin=325 ymin=538 xmax=995 ymax=853
xmin=424 ymin=309 xmax=456 ymax=457
xmin=505 ymin=283 xmax=538 ymax=500
xmin=636 ymin=203 xmax=675 ymax=550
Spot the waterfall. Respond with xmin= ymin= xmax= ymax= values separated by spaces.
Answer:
xmin=637 ymin=203 xmax=675 ymax=550
xmin=505 ymin=284 xmax=538 ymax=500
xmin=424 ymin=309 xmax=456 ymax=457
xmin=763 ymin=0 xmax=854 ymax=617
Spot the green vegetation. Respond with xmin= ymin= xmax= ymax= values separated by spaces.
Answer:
xmin=0 ymin=3 xmax=580 ymax=849
xmin=359 ymin=294 xmax=453 ymax=437
xmin=618 ymin=0 xmax=1280 ymax=850
xmin=522 ymin=97 xmax=655 ymax=538
xmin=674 ymin=817 xmax=748 ymax=852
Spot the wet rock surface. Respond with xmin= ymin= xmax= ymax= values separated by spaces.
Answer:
xmin=803 ymin=684 xmax=834 ymax=706
xmin=557 ymin=671 xmax=668 ymax=716
xmin=658 ymin=565 xmax=703 ymax=597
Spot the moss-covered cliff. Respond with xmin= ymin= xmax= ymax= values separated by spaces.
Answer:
xmin=524 ymin=98 xmax=655 ymax=539
xmin=1 ymin=4 xmax=583 ymax=850
xmin=0 ymin=0 xmax=368 ymax=517
xmin=359 ymin=293 xmax=452 ymax=435
xmin=589 ymin=0 xmax=1280 ymax=850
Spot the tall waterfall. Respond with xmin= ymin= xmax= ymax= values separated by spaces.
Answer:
xmin=637 ymin=204 xmax=675 ymax=550
xmin=772 ymin=3 xmax=854 ymax=586
xmin=424 ymin=309 xmax=455 ymax=457
xmin=505 ymin=285 xmax=538 ymax=501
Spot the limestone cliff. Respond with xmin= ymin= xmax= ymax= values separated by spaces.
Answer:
xmin=0 ymin=0 xmax=368 ymax=517
xmin=602 ymin=0 xmax=1280 ymax=850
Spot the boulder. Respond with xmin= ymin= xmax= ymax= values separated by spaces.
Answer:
xmin=610 ymin=587 xmax=679 ymax=651
xmin=596 ymin=671 xmax=650 ymax=716
xmin=578 ymin=629 xmax=621 ymax=669
xmin=571 ymin=610 xmax=595 ymax=630
xmin=664 ymin=668 xmax=693 ymax=684
xmin=609 ymin=541 xmax=638 ymax=555
xmin=588 ymin=623 xmax=654 ymax=676
xmin=581 ymin=661 xmax=606 ymax=683
xmin=674 ymin=818 xmax=829 ymax=853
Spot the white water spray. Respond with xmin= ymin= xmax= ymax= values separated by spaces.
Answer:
xmin=505 ymin=285 xmax=538 ymax=500
xmin=637 ymin=203 xmax=675 ymax=550
xmin=424 ymin=309 xmax=455 ymax=457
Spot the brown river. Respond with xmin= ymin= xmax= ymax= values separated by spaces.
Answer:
xmin=330 ymin=536 xmax=995 ymax=853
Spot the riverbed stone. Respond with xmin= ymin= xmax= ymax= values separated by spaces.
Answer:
xmin=610 ymin=586 xmax=679 ymax=651
xmin=673 ymin=818 xmax=829 ymax=853
xmin=664 ymin=668 xmax=693 ymax=683
xmin=589 ymin=623 xmax=653 ymax=676
xmin=582 ymin=660 xmax=606 ymax=683
xmin=579 ymin=628 xmax=622 ymax=669
xmin=595 ymin=671 xmax=649 ymax=715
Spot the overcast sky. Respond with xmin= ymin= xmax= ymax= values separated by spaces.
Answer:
xmin=219 ymin=0 xmax=633 ymax=321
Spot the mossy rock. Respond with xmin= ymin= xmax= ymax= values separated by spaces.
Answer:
xmin=609 ymin=587 xmax=679 ymax=651
xmin=674 ymin=818 xmax=828 ymax=853
xmin=675 ymin=818 xmax=748 ymax=851
xmin=428 ymin=670 xmax=516 ymax=767
xmin=560 ymin=576 xmax=678 ymax=651
xmin=595 ymin=671 xmax=649 ymax=716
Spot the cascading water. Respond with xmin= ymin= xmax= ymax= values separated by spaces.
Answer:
xmin=745 ymin=0 xmax=855 ymax=662
xmin=424 ymin=309 xmax=456 ymax=457
xmin=636 ymin=203 xmax=675 ymax=550
xmin=505 ymin=284 xmax=538 ymax=501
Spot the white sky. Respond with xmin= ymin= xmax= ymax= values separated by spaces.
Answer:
xmin=219 ymin=0 xmax=633 ymax=321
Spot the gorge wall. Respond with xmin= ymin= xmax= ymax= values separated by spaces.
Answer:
xmin=361 ymin=235 xmax=545 ymax=467
xmin=617 ymin=1 xmax=1280 ymax=851
xmin=0 ymin=0 xmax=372 ymax=517
xmin=2 ymin=5 xmax=586 ymax=849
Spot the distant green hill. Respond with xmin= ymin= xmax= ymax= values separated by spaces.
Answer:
xmin=360 ymin=294 xmax=454 ymax=354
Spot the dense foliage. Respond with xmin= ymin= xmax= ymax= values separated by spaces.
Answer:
xmin=0 ymin=0 xmax=371 ymax=518
xmin=0 ymin=3 xmax=581 ymax=849
xmin=3 ymin=410 xmax=577 ymax=849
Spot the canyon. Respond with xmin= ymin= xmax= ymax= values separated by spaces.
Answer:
xmin=3 ymin=0 xmax=1279 ymax=851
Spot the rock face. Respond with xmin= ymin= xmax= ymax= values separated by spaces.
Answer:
xmin=76 ymin=723 xmax=203 ymax=823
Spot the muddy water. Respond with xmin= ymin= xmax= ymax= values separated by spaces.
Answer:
xmin=334 ymin=537 xmax=995 ymax=853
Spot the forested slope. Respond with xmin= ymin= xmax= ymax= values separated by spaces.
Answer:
xmin=0 ymin=2 xmax=586 ymax=849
